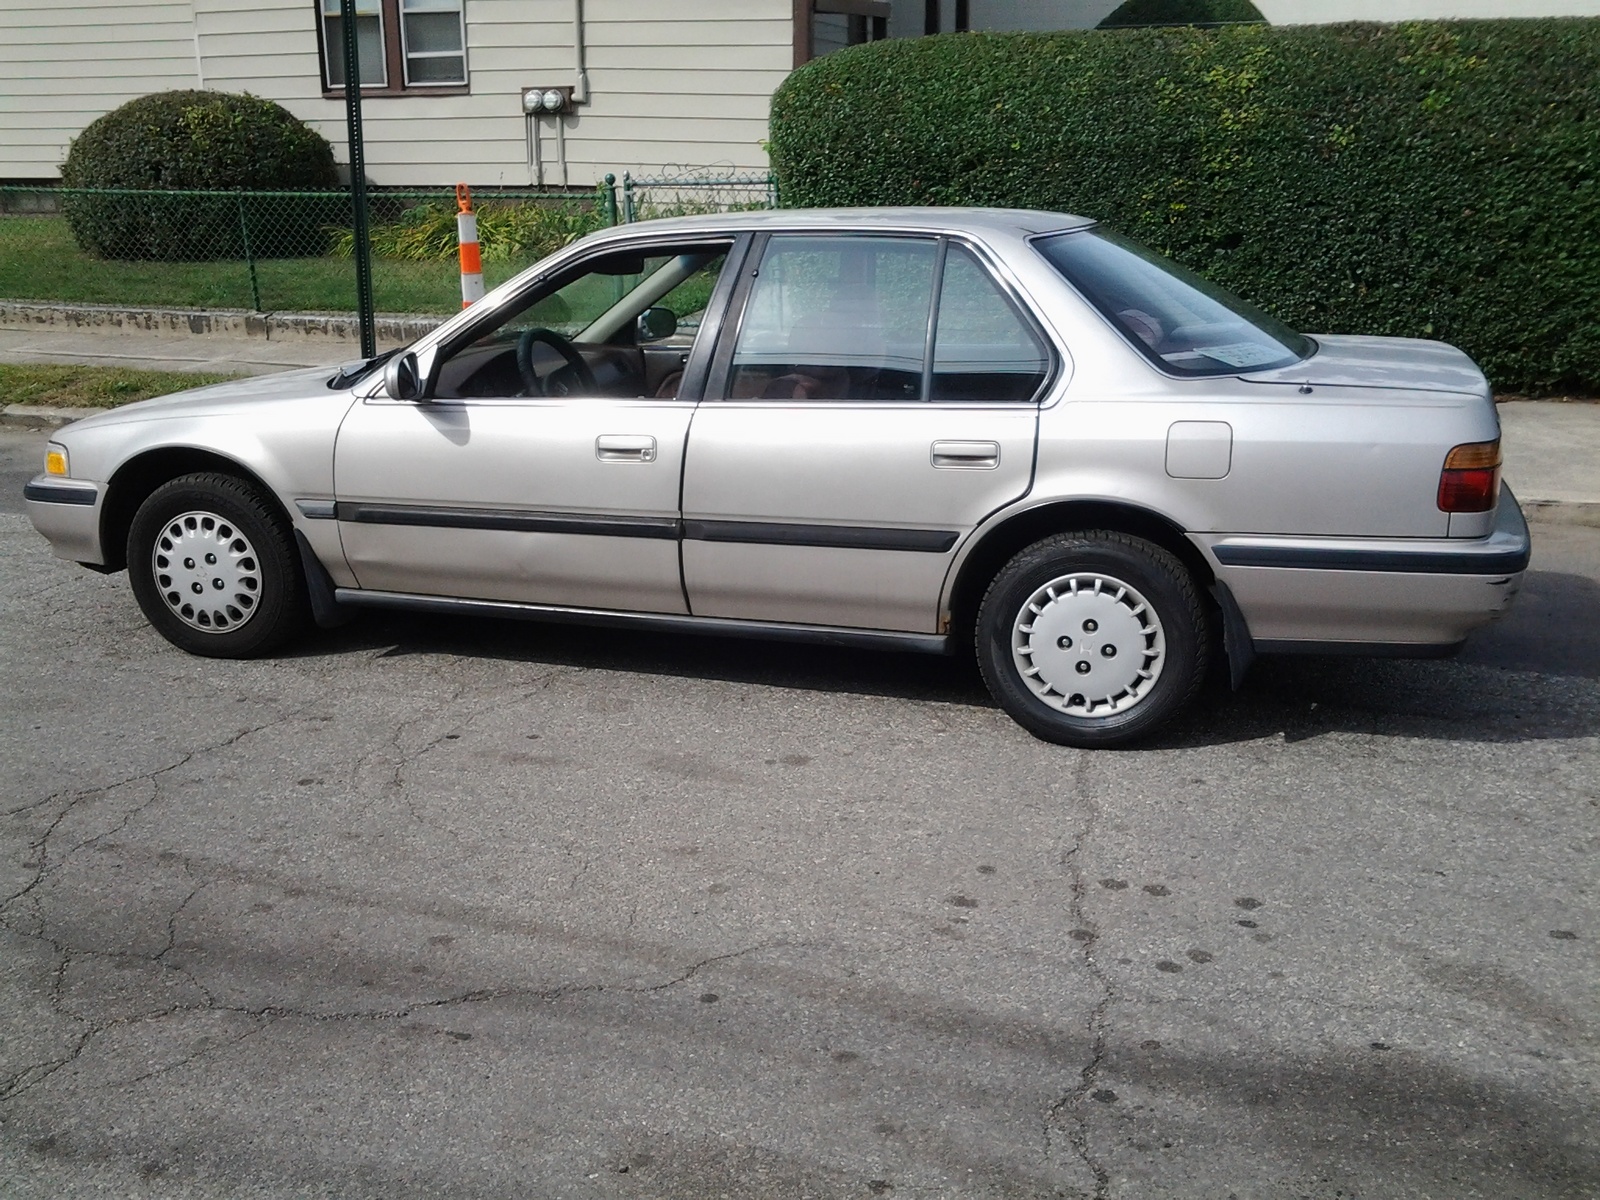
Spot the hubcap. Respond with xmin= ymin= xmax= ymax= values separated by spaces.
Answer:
xmin=152 ymin=511 xmax=262 ymax=633
xmin=1012 ymin=573 xmax=1165 ymax=717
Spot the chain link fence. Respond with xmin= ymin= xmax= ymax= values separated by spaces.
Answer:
xmin=0 ymin=174 xmax=775 ymax=318
xmin=615 ymin=171 xmax=779 ymax=224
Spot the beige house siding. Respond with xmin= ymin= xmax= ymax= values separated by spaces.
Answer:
xmin=0 ymin=0 xmax=200 ymax=179
xmin=3 ymin=0 xmax=791 ymax=187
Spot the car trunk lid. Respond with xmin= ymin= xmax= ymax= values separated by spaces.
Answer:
xmin=1240 ymin=334 xmax=1489 ymax=398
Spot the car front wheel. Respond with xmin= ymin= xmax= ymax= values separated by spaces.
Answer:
xmin=126 ymin=472 xmax=309 ymax=658
xmin=976 ymin=531 xmax=1211 ymax=748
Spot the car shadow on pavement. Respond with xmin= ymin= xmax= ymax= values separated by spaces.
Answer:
xmin=296 ymin=565 xmax=1598 ymax=748
xmin=311 ymin=608 xmax=996 ymax=708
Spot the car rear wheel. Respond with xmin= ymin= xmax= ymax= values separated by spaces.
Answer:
xmin=976 ymin=531 xmax=1211 ymax=748
xmin=127 ymin=472 xmax=309 ymax=658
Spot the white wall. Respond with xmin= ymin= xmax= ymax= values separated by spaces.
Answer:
xmin=1257 ymin=0 xmax=1600 ymax=20
xmin=0 ymin=0 xmax=201 ymax=179
xmin=965 ymin=0 xmax=1123 ymax=30
xmin=892 ymin=0 xmax=1600 ymax=31
xmin=206 ymin=0 xmax=792 ymax=187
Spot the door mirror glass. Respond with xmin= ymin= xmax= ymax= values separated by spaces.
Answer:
xmin=636 ymin=306 xmax=678 ymax=342
xmin=384 ymin=351 xmax=424 ymax=401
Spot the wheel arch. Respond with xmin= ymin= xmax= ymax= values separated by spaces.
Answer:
xmin=945 ymin=498 xmax=1216 ymax=641
xmin=100 ymin=447 xmax=294 ymax=573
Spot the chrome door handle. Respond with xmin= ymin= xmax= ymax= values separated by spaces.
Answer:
xmin=596 ymin=435 xmax=657 ymax=463
xmin=931 ymin=440 xmax=1000 ymax=469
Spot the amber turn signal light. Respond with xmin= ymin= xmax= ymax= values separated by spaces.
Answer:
xmin=1437 ymin=439 xmax=1501 ymax=513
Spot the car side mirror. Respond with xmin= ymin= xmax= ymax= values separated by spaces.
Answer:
xmin=384 ymin=351 xmax=424 ymax=401
xmin=636 ymin=307 xmax=678 ymax=343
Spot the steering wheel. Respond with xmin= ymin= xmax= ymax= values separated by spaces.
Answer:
xmin=515 ymin=327 xmax=597 ymax=397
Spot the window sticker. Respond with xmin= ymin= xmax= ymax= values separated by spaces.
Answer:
xmin=1196 ymin=342 xmax=1280 ymax=368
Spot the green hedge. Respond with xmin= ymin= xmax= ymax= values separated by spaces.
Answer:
xmin=770 ymin=20 xmax=1600 ymax=395
xmin=60 ymin=91 xmax=340 ymax=262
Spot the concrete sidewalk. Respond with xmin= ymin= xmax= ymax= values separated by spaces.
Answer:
xmin=1 ymin=316 xmax=1595 ymax=518
xmin=0 ymin=325 xmax=337 ymax=377
xmin=0 ymin=301 xmax=432 ymax=378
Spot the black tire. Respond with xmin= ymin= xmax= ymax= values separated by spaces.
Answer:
xmin=975 ymin=531 xmax=1211 ymax=748
xmin=126 ymin=472 xmax=309 ymax=658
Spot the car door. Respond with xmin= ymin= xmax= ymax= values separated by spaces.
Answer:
xmin=681 ymin=233 xmax=1054 ymax=633
xmin=335 ymin=236 xmax=740 ymax=612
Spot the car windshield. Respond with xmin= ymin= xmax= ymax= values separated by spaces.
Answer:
xmin=1036 ymin=228 xmax=1312 ymax=377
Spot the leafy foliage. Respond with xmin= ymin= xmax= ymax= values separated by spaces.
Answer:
xmin=331 ymin=198 xmax=604 ymax=264
xmin=60 ymin=91 xmax=340 ymax=262
xmin=1098 ymin=0 xmax=1264 ymax=27
xmin=770 ymin=20 xmax=1600 ymax=394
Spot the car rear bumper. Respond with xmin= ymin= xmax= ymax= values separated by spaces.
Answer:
xmin=1199 ymin=487 xmax=1530 ymax=654
xmin=24 ymin=476 xmax=104 ymax=565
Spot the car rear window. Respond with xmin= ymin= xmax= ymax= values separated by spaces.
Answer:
xmin=1036 ymin=228 xmax=1312 ymax=377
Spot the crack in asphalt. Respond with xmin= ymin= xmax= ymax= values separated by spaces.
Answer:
xmin=0 ymin=883 xmax=784 ymax=1104
xmin=356 ymin=673 xmax=574 ymax=838
xmin=1 ymin=716 xmax=298 ymax=910
xmin=1044 ymin=750 xmax=1112 ymax=1200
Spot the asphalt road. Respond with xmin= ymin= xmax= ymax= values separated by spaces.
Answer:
xmin=1 ymin=430 xmax=1596 ymax=1199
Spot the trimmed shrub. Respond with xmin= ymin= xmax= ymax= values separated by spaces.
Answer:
xmin=1098 ymin=0 xmax=1264 ymax=27
xmin=769 ymin=21 xmax=1600 ymax=395
xmin=60 ymin=91 xmax=340 ymax=262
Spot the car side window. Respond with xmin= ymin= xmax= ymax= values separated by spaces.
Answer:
xmin=932 ymin=246 xmax=1051 ymax=402
xmin=431 ymin=242 xmax=730 ymax=401
xmin=727 ymin=235 xmax=938 ymax=402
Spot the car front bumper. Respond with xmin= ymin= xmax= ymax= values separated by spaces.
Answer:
xmin=1200 ymin=487 xmax=1531 ymax=654
xmin=24 ymin=476 xmax=104 ymax=565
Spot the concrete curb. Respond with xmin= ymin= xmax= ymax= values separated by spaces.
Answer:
xmin=0 ymin=301 xmax=442 ymax=345
xmin=1 ymin=404 xmax=95 ymax=429
xmin=1519 ymin=499 xmax=1600 ymax=529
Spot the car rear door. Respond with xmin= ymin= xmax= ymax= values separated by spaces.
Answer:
xmin=680 ymin=233 xmax=1053 ymax=633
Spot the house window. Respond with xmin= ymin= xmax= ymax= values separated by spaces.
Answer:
xmin=319 ymin=0 xmax=467 ymax=93
xmin=796 ymin=0 xmax=890 ymax=66
xmin=399 ymin=0 xmax=467 ymax=84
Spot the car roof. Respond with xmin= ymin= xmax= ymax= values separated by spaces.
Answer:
xmin=587 ymin=206 xmax=1097 ymax=240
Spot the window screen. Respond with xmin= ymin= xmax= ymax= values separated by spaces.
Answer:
xmin=322 ymin=0 xmax=386 ymax=87
xmin=401 ymin=0 xmax=466 ymax=85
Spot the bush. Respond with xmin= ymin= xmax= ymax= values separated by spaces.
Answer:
xmin=1098 ymin=0 xmax=1264 ymax=27
xmin=331 ymin=197 xmax=605 ymax=264
xmin=769 ymin=20 xmax=1600 ymax=395
xmin=60 ymin=91 xmax=340 ymax=262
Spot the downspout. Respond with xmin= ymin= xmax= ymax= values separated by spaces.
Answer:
xmin=190 ymin=0 xmax=206 ymax=87
xmin=572 ymin=0 xmax=590 ymax=103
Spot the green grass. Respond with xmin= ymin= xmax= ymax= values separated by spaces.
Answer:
xmin=0 ymin=363 xmax=239 ymax=408
xmin=0 ymin=215 xmax=524 ymax=314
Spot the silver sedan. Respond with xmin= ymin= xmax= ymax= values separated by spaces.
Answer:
xmin=24 ymin=208 xmax=1530 ymax=747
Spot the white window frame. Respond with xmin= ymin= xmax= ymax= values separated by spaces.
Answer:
xmin=399 ymin=0 xmax=468 ymax=88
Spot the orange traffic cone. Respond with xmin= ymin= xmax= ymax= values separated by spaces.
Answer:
xmin=456 ymin=183 xmax=484 ymax=307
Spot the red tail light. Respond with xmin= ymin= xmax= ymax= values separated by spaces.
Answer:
xmin=1437 ymin=440 xmax=1502 ymax=513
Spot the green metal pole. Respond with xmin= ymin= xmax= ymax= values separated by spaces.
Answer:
xmin=236 ymin=192 xmax=262 ymax=312
xmin=603 ymin=173 xmax=618 ymax=226
xmin=340 ymin=0 xmax=376 ymax=358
